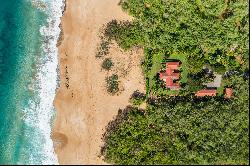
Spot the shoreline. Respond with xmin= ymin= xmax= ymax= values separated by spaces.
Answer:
xmin=34 ymin=0 xmax=64 ymax=163
xmin=52 ymin=0 xmax=145 ymax=164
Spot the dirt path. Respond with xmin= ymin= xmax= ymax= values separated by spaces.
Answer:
xmin=52 ymin=0 xmax=145 ymax=164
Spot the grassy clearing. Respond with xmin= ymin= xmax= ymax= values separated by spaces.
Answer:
xmin=154 ymin=53 xmax=187 ymax=96
xmin=146 ymin=52 xmax=164 ymax=95
xmin=166 ymin=89 xmax=180 ymax=96
xmin=217 ymin=86 xmax=224 ymax=96
xmin=145 ymin=52 xmax=187 ymax=97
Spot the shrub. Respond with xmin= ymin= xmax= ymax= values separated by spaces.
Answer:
xmin=102 ymin=58 xmax=113 ymax=71
xmin=106 ymin=74 xmax=119 ymax=94
xmin=129 ymin=90 xmax=146 ymax=106
xmin=96 ymin=39 xmax=110 ymax=58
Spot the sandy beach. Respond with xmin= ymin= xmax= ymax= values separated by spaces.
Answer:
xmin=52 ymin=0 xmax=145 ymax=164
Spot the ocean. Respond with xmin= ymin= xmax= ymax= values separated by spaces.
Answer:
xmin=0 ymin=0 xmax=64 ymax=164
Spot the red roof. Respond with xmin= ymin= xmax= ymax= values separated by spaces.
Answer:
xmin=159 ymin=61 xmax=181 ymax=90
xmin=160 ymin=71 xmax=179 ymax=80
xmin=159 ymin=72 xmax=165 ymax=79
xmin=225 ymin=88 xmax=233 ymax=98
xmin=173 ymin=82 xmax=180 ymax=87
xmin=171 ymin=83 xmax=180 ymax=89
xmin=166 ymin=68 xmax=173 ymax=75
xmin=165 ymin=77 xmax=173 ymax=86
xmin=166 ymin=62 xmax=180 ymax=69
xmin=165 ymin=78 xmax=180 ymax=90
xmin=195 ymin=89 xmax=217 ymax=97
xmin=171 ymin=72 xmax=180 ymax=79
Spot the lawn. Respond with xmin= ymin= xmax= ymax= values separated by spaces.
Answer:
xmin=145 ymin=52 xmax=188 ymax=97
xmin=145 ymin=52 xmax=164 ymax=95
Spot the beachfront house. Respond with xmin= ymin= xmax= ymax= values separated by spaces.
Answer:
xmin=159 ymin=61 xmax=181 ymax=90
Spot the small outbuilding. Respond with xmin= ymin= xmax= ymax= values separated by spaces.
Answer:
xmin=225 ymin=88 xmax=233 ymax=98
xmin=195 ymin=89 xmax=217 ymax=97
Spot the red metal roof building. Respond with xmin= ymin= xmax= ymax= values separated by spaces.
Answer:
xmin=195 ymin=89 xmax=217 ymax=97
xmin=159 ymin=62 xmax=181 ymax=90
xmin=225 ymin=88 xmax=233 ymax=98
xmin=166 ymin=62 xmax=180 ymax=69
xmin=195 ymin=88 xmax=233 ymax=98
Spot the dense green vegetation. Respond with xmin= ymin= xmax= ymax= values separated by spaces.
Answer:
xmin=104 ymin=0 xmax=248 ymax=96
xmin=101 ymin=0 xmax=249 ymax=164
xmin=102 ymin=76 xmax=249 ymax=165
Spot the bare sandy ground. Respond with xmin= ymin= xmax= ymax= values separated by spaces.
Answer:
xmin=52 ymin=0 xmax=145 ymax=164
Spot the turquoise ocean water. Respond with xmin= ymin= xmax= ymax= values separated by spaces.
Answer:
xmin=0 ymin=0 xmax=64 ymax=164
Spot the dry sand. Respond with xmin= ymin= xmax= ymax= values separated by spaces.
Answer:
xmin=52 ymin=0 xmax=145 ymax=164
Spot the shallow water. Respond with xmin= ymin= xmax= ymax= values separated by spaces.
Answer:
xmin=0 ymin=0 xmax=64 ymax=164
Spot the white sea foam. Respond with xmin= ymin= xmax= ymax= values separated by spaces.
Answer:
xmin=22 ymin=0 xmax=65 ymax=164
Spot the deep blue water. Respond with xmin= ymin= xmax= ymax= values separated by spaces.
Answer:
xmin=0 ymin=0 xmax=58 ymax=164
